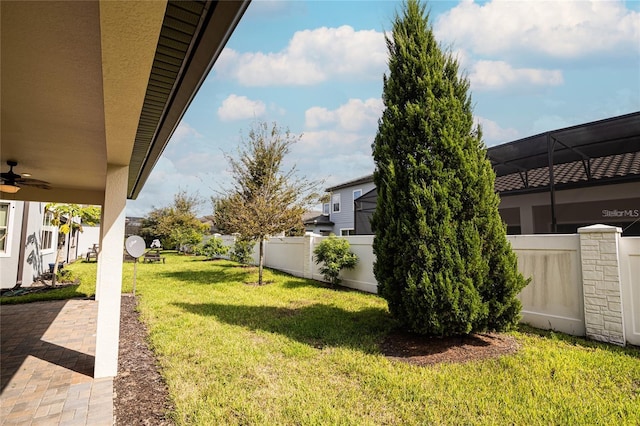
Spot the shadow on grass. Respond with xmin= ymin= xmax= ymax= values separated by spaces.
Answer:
xmin=280 ymin=278 xmax=332 ymax=290
xmin=160 ymin=268 xmax=252 ymax=285
xmin=173 ymin=301 xmax=392 ymax=351
xmin=517 ymin=324 xmax=640 ymax=358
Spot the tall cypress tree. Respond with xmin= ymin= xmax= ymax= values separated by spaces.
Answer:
xmin=372 ymin=0 xmax=528 ymax=336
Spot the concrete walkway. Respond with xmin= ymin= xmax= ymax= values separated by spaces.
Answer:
xmin=1 ymin=300 xmax=113 ymax=425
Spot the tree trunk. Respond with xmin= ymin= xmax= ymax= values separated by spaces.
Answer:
xmin=259 ymin=238 xmax=264 ymax=285
xmin=52 ymin=246 xmax=63 ymax=286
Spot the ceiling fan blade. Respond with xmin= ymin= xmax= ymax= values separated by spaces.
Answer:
xmin=2 ymin=161 xmax=51 ymax=190
xmin=15 ymin=177 xmax=51 ymax=190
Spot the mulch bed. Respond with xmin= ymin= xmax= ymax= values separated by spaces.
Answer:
xmin=380 ymin=330 xmax=520 ymax=366
xmin=115 ymin=295 xmax=175 ymax=425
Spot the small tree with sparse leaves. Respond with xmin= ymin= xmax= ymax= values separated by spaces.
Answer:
xmin=214 ymin=121 xmax=319 ymax=284
xmin=45 ymin=203 xmax=101 ymax=286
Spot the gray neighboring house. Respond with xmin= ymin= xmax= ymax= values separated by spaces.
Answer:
xmin=0 ymin=200 xmax=101 ymax=289
xmin=325 ymin=175 xmax=376 ymax=236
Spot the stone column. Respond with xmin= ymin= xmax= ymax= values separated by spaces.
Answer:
xmin=578 ymin=224 xmax=625 ymax=346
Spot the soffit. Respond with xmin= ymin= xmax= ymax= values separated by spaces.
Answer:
xmin=1 ymin=1 xmax=107 ymax=202
xmin=128 ymin=0 xmax=251 ymax=199
xmin=0 ymin=0 xmax=250 ymax=205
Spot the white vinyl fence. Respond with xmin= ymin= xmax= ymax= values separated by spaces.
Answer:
xmin=218 ymin=225 xmax=639 ymax=346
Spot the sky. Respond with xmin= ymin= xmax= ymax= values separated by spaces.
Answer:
xmin=125 ymin=0 xmax=640 ymax=217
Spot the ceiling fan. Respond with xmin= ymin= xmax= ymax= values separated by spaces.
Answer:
xmin=1 ymin=160 xmax=51 ymax=193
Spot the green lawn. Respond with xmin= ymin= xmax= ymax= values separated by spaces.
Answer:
xmin=5 ymin=253 xmax=640 ymax=424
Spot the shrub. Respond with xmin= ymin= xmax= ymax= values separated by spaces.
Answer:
xmin=314 ymin=235 xmax=358 ymax=287
xmin=230 ymin=238 xmax=254 ymax=265
xmin=195 ymin=237 xmax=229 ymax=260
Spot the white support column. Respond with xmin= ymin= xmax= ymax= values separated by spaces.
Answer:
xmin=94 ymin=207 xmax=106 ymax=301
xmin=578 ymin=224 xmax=625 ymax=346
xmin=94 ymin=164 xmax=128 ymax=378
xmin=303 ymin=232 xmax=315 ymax=279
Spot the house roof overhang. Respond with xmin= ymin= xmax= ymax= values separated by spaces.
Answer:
xmin=326 ymin=174 xmax=374 ymax=192
xmin=1 ymin=0 xmax=250 ymax=205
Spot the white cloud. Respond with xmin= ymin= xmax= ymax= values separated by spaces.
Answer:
xmin=170 ymin=122 xmax=202 ymax=144
xmin=299 ymin=130 xmax=363 ymax=151
xmin=173 ymin=152 xmax=227 ymax=176
xmin=435 ymin=0 xmax=640 ymax=59
xmin=217 ymin=94 xmax=266 ymax=121
xmin=216 ymin=26 xmax=386 ymax=86
xmin=305 ymin=98 xmax=383 ymax=131
xmin=470 ymin=60 xmax=563 ymax=91
xmin=474 ymin=116 xmax=520 ymax=146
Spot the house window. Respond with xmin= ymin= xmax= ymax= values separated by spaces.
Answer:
xmin=352 ymin=189 xmax=362 ymax=210
xmin=0 ymin=203 xmax=10 ymax=254
xmin=340 ymin=228 xmax=355 ymax=236
xmin=323 ymin=203 xmax=330 ymax=216
xmin=332 ymin=194 xmax=341 ymax=213
xmin=41 ymin=212 xmax=54 ymax=251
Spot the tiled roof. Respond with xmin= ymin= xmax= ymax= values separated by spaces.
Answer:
xmin=494 ymin=151 xmax=640 ymax=193
xmin=303 ymin=214 xmax=334 ymax=226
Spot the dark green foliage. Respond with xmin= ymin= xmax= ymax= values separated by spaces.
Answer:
xmin=195 ymin=237 xmax=229 ymax=260
xmin=230 ymin=238 xmax=254 ymax=265
xmin=371 ymin=0 xmax=528 ymax=336
xmin=313 ymin=235 xmax=358 ymax=287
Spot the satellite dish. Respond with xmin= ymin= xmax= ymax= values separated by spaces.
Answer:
xmin=125 ymin=235 xmax=146 ymax=258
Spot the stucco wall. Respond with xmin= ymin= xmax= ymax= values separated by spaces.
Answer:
xmin=0 ymin=201 xmax=22 ymax=288
xmin=0 ymin=201 xmax=60 ymax=289
xmin=21 ymin=202 xmax=57 ymax=287
xmin=499 ymin=182 xmax=640 ymax=234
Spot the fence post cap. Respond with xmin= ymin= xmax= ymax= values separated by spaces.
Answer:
xmin=577 ymin=224 xmax=622 ymax=234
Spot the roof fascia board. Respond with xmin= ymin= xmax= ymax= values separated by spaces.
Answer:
xmin=129 ymin=0 xmax=251 ymax=199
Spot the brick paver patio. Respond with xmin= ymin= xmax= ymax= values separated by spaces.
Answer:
xmin=1 ymin=300 xmax=113 ymax=425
